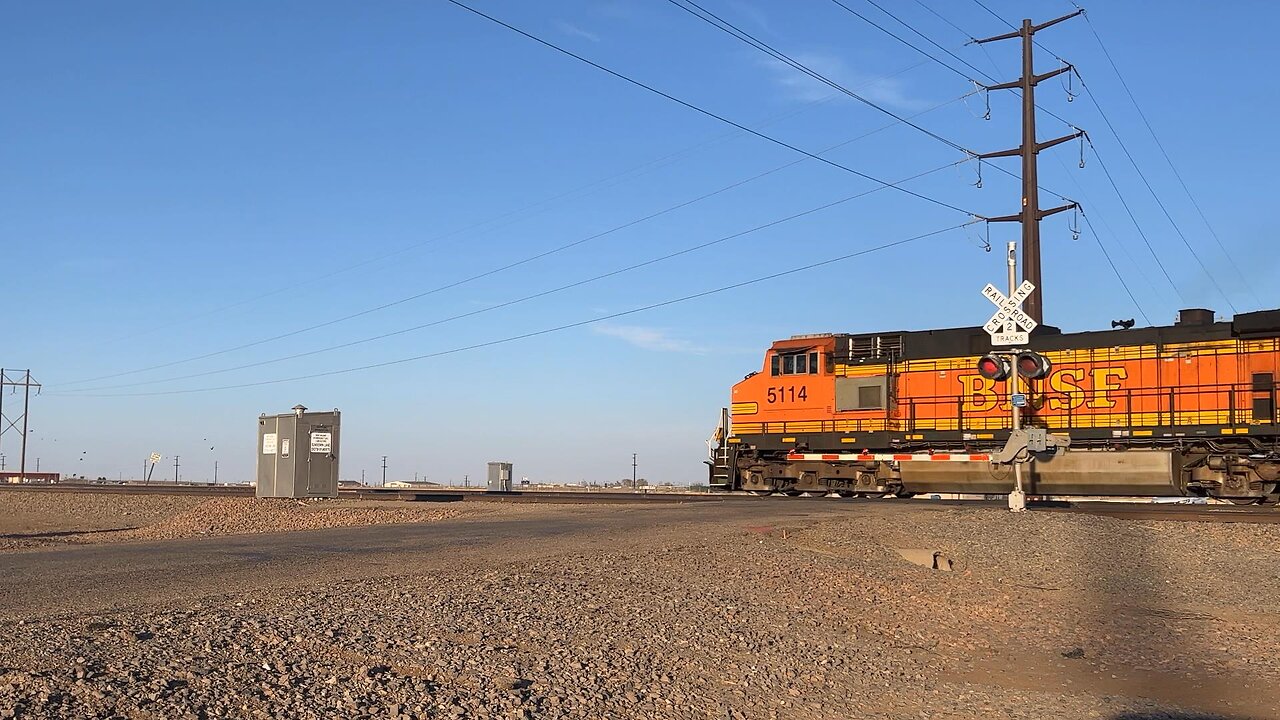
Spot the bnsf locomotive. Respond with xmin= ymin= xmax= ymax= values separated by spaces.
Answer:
xmin=708 ymin=308 xmax=1280 ymax=504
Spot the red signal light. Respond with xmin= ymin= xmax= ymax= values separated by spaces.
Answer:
xmin=976 ymin=354 xmax=1011 ymax=381
xmin=1016 ymin=351 xmax=1052 ymax=380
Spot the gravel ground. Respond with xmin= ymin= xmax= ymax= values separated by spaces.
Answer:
xmin=0 ymin=492 xmax=491 ymax=550
xmin=0 ymin=501 xmax=1276 ymax=719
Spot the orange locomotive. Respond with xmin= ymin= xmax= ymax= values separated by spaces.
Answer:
xmin=708 ymin=308 xmax=1280 ymax=503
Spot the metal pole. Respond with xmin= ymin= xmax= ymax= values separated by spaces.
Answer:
xmin=19 ymin=371 xmax=30 ymax=483
xmin=214 ymin=460 xmax=219 ymax=485
xmin=173 ymin=455 xmax=180 ymax=484
xmin=0 ymin=370 xmax=5 ymax=465
xmin=1007 ymin=243 xmax=1027 ymax=513
xmin=381 ymin=456 xmax=387 ymax=486
xmin=464 ymin=474 xmax=469 ymax=489
xmin=1018 ymin=19 xmax=1043 ymax=326
xmin=974 ymin=10 xmax=1083 ymax=327
xmin=632 ymin=453 xmax=637 ymax=489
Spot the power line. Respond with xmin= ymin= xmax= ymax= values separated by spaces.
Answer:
xmin=1078 ymin=10 xmax=1261 ymax=307
xmin=972 ymin=0 xmax=1241 ymax=313
xmin=906 ymin=0 xmax=1172 ymax=317
xmin=64 ymin=222 xmax=971 ymax=398
xmin=88 ymin=58 xmax=932 ymax=351
xmin=1078 ymin=211 xmax=1153 ymax=326
xmin=55 ymin=91 xmax=973 ymax=389
xmin=1048 ymin=151 xmax=1169 ymax=311
xmin=667 ymin=0 xmax=978 ymax=159
xmin=1084 ymin=141 xmax=1184 ymax=302
xmin=58 ymin=160 xmax=965 ymax=394
xmin=1078 ymin=88 xmax=1236 ymax=313
xmin=821 ymin=0 xmax=1079 ymax=201
xmin=441 ymin=0 xmax=977 ymax=216
xmin=902 ymin=1 xmax=1165 ymax=317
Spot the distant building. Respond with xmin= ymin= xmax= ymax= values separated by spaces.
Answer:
xmin=384 ymin=480 xmax=441 ymax=489
xmin=1 ymin=472 xmax=61 ymax=484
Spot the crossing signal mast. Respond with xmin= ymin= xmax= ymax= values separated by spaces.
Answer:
xmin=976 ymin=9 xmax=1086 ymax=326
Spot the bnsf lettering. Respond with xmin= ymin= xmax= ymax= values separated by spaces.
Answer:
xmin=960 ymin=366 xmax=1130 ymax=413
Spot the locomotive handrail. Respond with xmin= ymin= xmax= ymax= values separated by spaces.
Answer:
xmin=749 ymin=380 xmax=1279 ymax=437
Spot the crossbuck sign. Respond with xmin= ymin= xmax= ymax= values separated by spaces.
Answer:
xmin=982 ymin=280 xmax=1038 ymax=346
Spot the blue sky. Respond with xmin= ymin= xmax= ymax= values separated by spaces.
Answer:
xmin=3 ymin=1 xmax=1277 ymax=485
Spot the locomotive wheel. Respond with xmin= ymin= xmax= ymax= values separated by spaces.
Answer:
xmin=746 ymin=490 xmax=773 ymax=497
xmin=1228 ymin=484 xmax=1279 ymax=506
xmin=781 ymin=489 xmax=802 ymax=497
xmin=833 ymin=490 xmax=857 ymax=498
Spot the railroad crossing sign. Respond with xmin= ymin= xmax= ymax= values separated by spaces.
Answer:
xmin=982 ymin=280 xmax=1037 ymax=346
xmin=149 ymin=452 xmax=162 ymax=464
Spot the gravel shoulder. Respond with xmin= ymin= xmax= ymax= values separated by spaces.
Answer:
xmin=0 ymin=500 xmax=1276 ymax=719
xmin=0 ymin=492 xmax=496 ymax=550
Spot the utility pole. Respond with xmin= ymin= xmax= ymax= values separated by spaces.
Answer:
xmin=632 ymin=453 xmax=637 ymax=490
xmin=173 ymin=455 xmax=180 ymax=484
xmin=361 ymin=469 xmax=366 ymax=485
xmin=976 ymin=10 xmax=1084 ymax=326
xmin=381 ymin=456 xmax=387 ymax=486
xmin=214 ymin=460 xmax=219 ymax=485
xmin=0 ymin=370 xmax=40 ymax=482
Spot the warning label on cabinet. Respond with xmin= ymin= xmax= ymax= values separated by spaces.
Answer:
xmin=310 ymin=432 xmax=332 ymax=453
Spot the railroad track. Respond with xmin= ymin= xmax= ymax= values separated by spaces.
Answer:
xmin=2 ymin=483 xmax=1277 ymax=521
xmin=0 ymin=483 xmax=724 ymax=504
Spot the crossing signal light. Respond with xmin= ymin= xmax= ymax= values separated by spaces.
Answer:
xmin=976 ymin=353 xmax=1011 ymax=381
xmin=1016 ymin=351 xmax=1052 ymax=380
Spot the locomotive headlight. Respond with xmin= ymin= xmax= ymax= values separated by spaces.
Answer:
xmin=1016 ymin=351 xmax=1052 ymax=380
xmin=976 ymin=353 xmax=1011 ymax=381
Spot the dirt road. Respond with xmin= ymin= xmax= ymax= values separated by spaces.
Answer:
xmin=0 ymin=499 xmax=1276 ymax=719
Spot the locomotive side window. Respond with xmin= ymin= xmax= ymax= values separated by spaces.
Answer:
xmin=773 ymin=351 xmax=821 ymax=376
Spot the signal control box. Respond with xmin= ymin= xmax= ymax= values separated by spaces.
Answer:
xmin=256 ymin=405 xmax=340 ymax=499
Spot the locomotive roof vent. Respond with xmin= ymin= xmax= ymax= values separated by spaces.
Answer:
xmin=1176 ymin=308 xmax=1215 ymax=326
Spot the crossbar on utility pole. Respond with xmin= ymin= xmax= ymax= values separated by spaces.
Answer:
xmin=976 ymin=9 xmax=1085 ymax=326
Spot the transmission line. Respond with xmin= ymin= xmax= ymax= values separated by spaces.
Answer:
xmin=441 ymin=0 xmax=978 ymax=216
xmin=59 ymin=160 xmax=965 ymax=394
xmin=65 ymin=222 xmax=972 ymax=398
xmin=1078 ymin=88 xmax=1236 ymax=313
xmin=818 ymin=0 xmax=1083 ymax=209
xmin=90 ymin=57 xmax=931 ymax=350
xmin=1078 ymin=10 xmax=1261 ymax=307
xmin=900 ymin=1 xmax=1168 ymax=316
xmin=971 ymin=0 xmax=1242 ymax=313
xmin=667 ymin=0 xmax=980 ymax=162
xmin=55 ymin=91 xmax=972 ymax=389
xmin=1079 ymin=210 xmax=1153 ymax=326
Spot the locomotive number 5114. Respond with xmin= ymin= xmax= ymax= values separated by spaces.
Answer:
xmin=766 ymin=385 xmax=808 ymax=403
